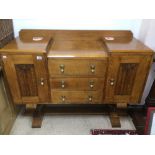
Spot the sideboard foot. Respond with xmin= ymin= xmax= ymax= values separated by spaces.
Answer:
xmin=23 ymin=104 xmax=37 ymax=115
xmin=32 ymin=105 xmax=44 ymax=128
xmin=109 ymin=112 xmax=121 ymax=128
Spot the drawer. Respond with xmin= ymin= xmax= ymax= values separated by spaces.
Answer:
xmin=48 ymin=59 xmax=107 ymax=77
xmin=51 ymin=90 xmax=103 ymax=104
xmin=50 ymin=77 xmax=105 ymax=91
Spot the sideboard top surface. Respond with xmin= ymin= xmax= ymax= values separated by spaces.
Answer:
xmin=0 ymin=37 xmax=50 ymax=54
xmin=0 ymin=30 xmax=153 ymax=55
xmin=47 ymin=40 xmax=108 ymax=58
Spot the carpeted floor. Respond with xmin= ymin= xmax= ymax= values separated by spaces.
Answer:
xmin=10 ymin=114 xmax=135 ymax=135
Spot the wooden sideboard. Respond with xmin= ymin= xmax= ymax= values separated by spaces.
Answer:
xmin=0 ymin=29 xmax=153 ymax=128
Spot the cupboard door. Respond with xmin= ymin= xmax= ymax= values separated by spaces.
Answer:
xmin=105 ymin=54 xmax=152 ymax=103
xmin=2 ymin=54 xmax=49 ymax=104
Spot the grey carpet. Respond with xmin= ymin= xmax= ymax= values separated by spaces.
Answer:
xmin=10 ymin=114 xmax=135 ymax=135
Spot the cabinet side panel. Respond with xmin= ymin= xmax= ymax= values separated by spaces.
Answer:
xmin=131 ymin=56 xmax=153 ymax=103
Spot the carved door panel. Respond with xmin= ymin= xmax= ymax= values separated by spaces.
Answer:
xmin=2 ymin=54 xmax=49 ymax=104
xmin=105 ymin=54 xmax=152 ymax=104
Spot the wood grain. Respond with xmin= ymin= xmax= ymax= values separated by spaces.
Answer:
xmin=0 ymin=30 xmax=153 ymax=112
xmin=50 ymin=77 xmax=105 ymax=91
xmin=115 ymin=63 xmax=138 ymax=95
xmin=51 ymin=90 xmax=103 ymax=104
xmin=48 ymin=59 xmax=107 ymax=77
xmin=15 ymin=64 xmax=38 ymax=97
xmin=104 ymin=54 xmax=153 ymax=104
xmin=33 ymin=54 xmax=50 ymax=103
xmin=2 ymin=54 xmax=50 ymax=104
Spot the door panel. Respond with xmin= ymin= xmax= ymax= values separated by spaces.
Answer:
xmin=15 ymin=64 xmax=38 ymax=97
xmin=2 ymin=54 xmax=49 ymax=104
xmin=114 ymin=63 xmax=138 ymax=95
xmin=105 ymin=54 xmax=152 ymax=104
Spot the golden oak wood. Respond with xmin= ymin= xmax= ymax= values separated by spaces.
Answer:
xmin=0 ymin=37 xmax=50 ymax=54
xmin=0 ymin=30 xmax=153 ymax=105
xmin=47 ymin=40 xmax=108 ymax=58
xmin=2 ymin=55 xmax=22 ymax=103
xmin=51 ymin=90 xmax=103 ymax=104
xmin=0 ymin=29 xmax=153 ymax=128
xmin=104 ymin=53 xmax=153 ymax=104
xmin=50 ymin=77 xmax=105 ymax=91
xmin=48 ymin=59 xmax=107 ymax=77
xmin=1 ymin=54 xmax=50 ymax=104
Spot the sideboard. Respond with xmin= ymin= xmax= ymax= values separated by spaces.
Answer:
xmin=0 ymin=29 xmax=153 ymax=128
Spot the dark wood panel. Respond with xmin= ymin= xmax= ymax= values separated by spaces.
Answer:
xmin=15 ymin=64 xmax=38 ymax=97
xmin=115 ymin=63 xmax=138 ymax=95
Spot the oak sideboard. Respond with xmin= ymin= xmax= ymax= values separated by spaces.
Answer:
xmin=0 ymin=29 xmax=153 ymax=128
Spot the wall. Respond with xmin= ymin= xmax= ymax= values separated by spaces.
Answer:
xmin=13 ymin=19 xmax=142 ymax=38
xmin=138 ymin=19 xmax=155 ymax=104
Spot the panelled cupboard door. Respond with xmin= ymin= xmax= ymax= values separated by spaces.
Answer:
xmin=2 ymin=54 xmax=49 ymax=104
xmin=104 ymin=54 xmax=152 ymax=104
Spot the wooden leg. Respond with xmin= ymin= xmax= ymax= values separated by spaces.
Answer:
xmin=110 ymin=112 xmax=121 ymax=128
xmin=109 ymin=103 xmax=128 ymax=128
xmin=109 ymin=105 xmax=121 ymax=128
xmin=117 ymin=103 xmax=127 ymax=109
xmin=23 ymin=104 xmax=37 ymax=116
xmin=32 ymin=105 xmax=44 ymax=128
xmin=117 ymin=103 xmax=128 ymax=116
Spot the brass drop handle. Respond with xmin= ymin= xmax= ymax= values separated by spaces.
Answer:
xmin=61 ymin=96 xmax=66 ymax=102
xmin=40 ymin=78 xmax=44 ymax=86
xmin=88 ymin=96 xmax=93 ymax=102
xmin=110 ymin=78 xmax=115 ymax=86
xmin=60 ymin=64 xmax=65 ymax=73
xmin=61 ymin=80 xmax=65 ymax=88
xmin=89 ymin=80 xmax=94 ymax=88
xmin=90 ymin=64 xmax=95 ymax=73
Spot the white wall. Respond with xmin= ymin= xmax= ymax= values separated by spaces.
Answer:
xmin=138 ymin=19 xmax=155 ymax=104
xmin=13 ymin=19 xmax=142 ymax=38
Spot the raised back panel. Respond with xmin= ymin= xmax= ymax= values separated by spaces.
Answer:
xmin=115 ymin=63 xmax=139 ymax=95
xmin=15 ymin=64 xmax=38 ymax=97
xmin=19 ymin=29 xmax=133 ymax=42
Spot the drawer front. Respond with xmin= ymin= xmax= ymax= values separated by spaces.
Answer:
xmin=50 ymin=77 xmax=105 ymax=91
xmin=48 ymin=59 xmax=107 ymax=77
xmin=51 ymin=90 xmax=103 ymax=104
